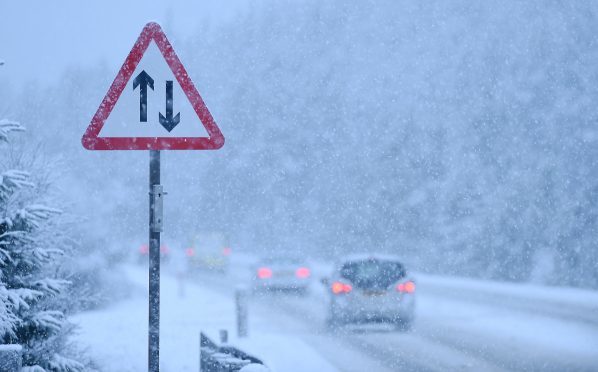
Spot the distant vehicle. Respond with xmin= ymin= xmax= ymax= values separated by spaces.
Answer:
xmin=137 ymin=243 xmax=171 ymax=264
xmin=185 ymin=232 xmax=231 ymax=273
xmin=252 ymin=256 xmax=311 ymax=294
xmin=322 ymin=254 xmax=415 ymax=330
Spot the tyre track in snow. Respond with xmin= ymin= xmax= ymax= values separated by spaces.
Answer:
xmin=254 ymin=291 xmax=435 ymax=372
xmin=267 ymin=288 xmax=598 ymax=372
xmin=413 ymin=282 xmax=598 ymax=372
xmin=191 ymin=271 xmax=397 ymax=372
xmin=267 ymin=292 xmax=507 ymax=372
xmin=192 ymin=271 xmax=506 ymax=372
xmin=413 ymin=318 xmax=598 ymax=372
xmin=193 ymin=266 xmax=598 ymax=372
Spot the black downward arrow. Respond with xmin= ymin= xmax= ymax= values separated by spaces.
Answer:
xmin=159 ymin=80 xmax=180 ymax=132
xmin=132 ymin=70 xmax=154 ymax=122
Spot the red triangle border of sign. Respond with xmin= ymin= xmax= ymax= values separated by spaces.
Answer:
xmin=81 ymin=22 xmax=224 ymax=150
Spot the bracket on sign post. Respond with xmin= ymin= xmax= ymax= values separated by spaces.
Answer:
xmin=151 ymin=185 xmax=164 ymax=232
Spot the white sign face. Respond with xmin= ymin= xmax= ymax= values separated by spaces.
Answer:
xmin=82 ymin=22 xmax=223 ymax=151
xmin=98 ymin=42 xmax=209 ymax=138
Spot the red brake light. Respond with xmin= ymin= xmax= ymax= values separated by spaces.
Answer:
xmin=331 ymin=281 xmax=352 ymax=294
xmin=396 ymin=281 xmax=416 ymax=293
xmin=185 ymin=248 xmax=195 ymax=257
xmin=257 ymin=267 xmax=272 ymax=279
xmin=222 ymin=247 xmax=232 ymax=256
xmin=139 ymin=245 xmax=149 ymax=254
xmin=296 ymin=267 xmax=310 ymax=279
xmin=160 ymin=245 xmax=169 ymax=254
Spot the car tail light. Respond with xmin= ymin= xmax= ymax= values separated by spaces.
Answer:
xmin=160 ymin=245 xmax=169 ymax=254
xmin=331 ymin=281 xmax=352 ymax=294
xmin=396 ymin=281 xmax=416 ymax=293
xmin=222 ymin=247 xmax=232 ymax=256
xmin=296 ymin=267 xmax=310 ymax=279
xmin=139 ymin=245 xmax=149 ymax=254
xmin=257 ymin=267 xmax=272 ymax=279
xmin=185 ymin=248 xmax=195 ymax=257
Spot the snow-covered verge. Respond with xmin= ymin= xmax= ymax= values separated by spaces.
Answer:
xmin=415 ymin=271 xmax=598 ymax=320
xmin=416 ymin=271 xmax=598 ymax=304
xmin=71 ymin=264 xmax=338 ymax=372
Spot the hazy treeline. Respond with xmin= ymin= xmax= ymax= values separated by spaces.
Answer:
xmin=7 ymin=0 xmax=598 ymax=287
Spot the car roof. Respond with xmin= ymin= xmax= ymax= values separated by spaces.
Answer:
xmin=338 ymin=253 xmax=405 ymax=264
xmin=259 ymin=255 xmax=305 ymax=264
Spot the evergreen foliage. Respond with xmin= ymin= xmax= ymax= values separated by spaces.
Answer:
xmin=0 ymin=120 xmax=84 ymax=370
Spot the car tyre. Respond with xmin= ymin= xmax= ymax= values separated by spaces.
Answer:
xmin=393 ymin=317 xmax=413 ymax=332
xmin=325 ymin=316 xmax=343 ymax=331
xmin=296 ymin=287 xmax=308 ymax=297
xmin=326 ymin=306 xmax=344 ymax=331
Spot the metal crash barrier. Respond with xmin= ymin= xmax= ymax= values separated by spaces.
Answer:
xmin=200 ymin=332 xmax=268 ymax=372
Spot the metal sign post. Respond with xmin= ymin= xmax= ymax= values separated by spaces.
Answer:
xmin=148 ymin=150 xmax=162 ymax=371
xmin=81 ymin=22 xmax=224 ymax=372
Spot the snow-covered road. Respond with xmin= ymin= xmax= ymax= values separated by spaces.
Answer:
xmin=259 ymin=279 xmax=598 ymax=372
xmin=72 ymin=257 xmax=598 ymax=372
xmin=198 ymin=256 xmax=598 ymax=372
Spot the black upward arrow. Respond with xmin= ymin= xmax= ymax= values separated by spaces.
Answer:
xmin=132 ymin=70 xmax=154 ymax=122
xmin=159 ymin=80 xmax=180 ymax=132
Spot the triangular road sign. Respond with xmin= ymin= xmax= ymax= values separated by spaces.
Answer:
xmin=82 ymin=22 xmax=224 ymax=150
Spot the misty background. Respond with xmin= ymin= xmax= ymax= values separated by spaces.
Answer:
xmin=2 ymin=0 xmax=598 ymax=288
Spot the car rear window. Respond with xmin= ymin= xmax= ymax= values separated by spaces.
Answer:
xmin=261 ymin=256 xmax=303 ymax=265
xmin=340 ymin=259 xmax=406 ymax=289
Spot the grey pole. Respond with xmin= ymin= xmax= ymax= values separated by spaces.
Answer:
xmin=235 ymin=287 xmax=248 ymax=337
xmin=149 ymin=150 xmax=163 ymax=372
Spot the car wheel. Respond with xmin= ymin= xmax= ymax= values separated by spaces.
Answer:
xmin=393 ymin=317 xmax=413 ymax=332
xmin=251 ymin=286 xmax=264 ymax=297
xmin=325 ymin=316 xmax=343 ymax=331
xmin=296 ymin=287 xmax=308 ymax=296
xmin=326 ymin=305 xmax=345 ymax=331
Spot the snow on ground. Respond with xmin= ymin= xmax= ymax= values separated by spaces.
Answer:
xmin=71 ymin=264 xmax=337 ymax=372
xmin=234 ymin=253 xmax=598 ymax=368
xmin=250 ymin=254 xmax=598 ymax=371
xmin=71 ymin=253 xmax=598 ymax=372
xmin=417 ymin=284 xmax=598 ymax=356
xmin=415 ymin=271 xmax=598 ymax=315
xmin=411 ymin=273 xmax=598 ymax=370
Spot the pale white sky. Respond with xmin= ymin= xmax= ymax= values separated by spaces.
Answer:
xmin=0 ymin=0 xmax=250 ymax=89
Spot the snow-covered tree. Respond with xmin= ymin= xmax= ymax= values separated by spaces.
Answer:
xmin=0 ymin=109 xmax=84 ymax=369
